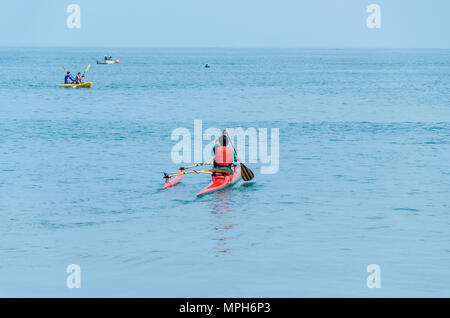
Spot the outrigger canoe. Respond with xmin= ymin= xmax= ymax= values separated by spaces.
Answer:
xmin=59 ymin=82 xmax=92 ymax=88
xmin=163 ymin=132 xmax=253 ymax=197
xmin=197 ymin=167 xmax=241 ymax=196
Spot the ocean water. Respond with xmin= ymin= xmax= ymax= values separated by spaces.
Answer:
xmin=0 ymin=47 xmax=449 ymax=297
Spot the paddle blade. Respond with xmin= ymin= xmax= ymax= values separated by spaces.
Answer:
xmin=61 ymin=65 xmax=67 ymax=71
xmin=85 ymin=64 xmax=91 ymax=73
xmin=240 ymin=163 xmax=254 ymax=181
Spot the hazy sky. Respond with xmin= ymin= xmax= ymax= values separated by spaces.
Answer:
xmin=1 ymin=0 xmax=449 ymax=47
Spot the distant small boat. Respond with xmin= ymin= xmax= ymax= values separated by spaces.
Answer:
xmin=97 ymin=60 xmax=115 ymax=65
xmin=97 ymin=56 xmax=120 ymax=65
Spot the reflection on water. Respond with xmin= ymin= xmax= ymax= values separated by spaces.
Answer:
xmin=209 ymin=189 xmax=242 ymax=253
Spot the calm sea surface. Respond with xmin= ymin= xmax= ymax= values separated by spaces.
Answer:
xmin=0 ymin=48 xmax=449 ymax=296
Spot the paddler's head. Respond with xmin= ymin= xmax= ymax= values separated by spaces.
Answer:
xmin=67 ymin=71 xmax=70 ymax=75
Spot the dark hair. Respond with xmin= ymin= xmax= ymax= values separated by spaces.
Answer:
xmin=222 ymin=135 xmax=227 ymax=147
xmin=67 ymin=71 xmax=70 ymax=74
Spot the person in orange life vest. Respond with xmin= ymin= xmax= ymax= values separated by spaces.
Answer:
xmin=74 ymin=72 xmax=83 ymax=84
xmin=213 ymin=130 xmax=238 ymax=175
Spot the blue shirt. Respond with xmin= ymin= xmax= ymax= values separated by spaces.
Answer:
xmin=64 ymin=75 xmax=75 ymax=83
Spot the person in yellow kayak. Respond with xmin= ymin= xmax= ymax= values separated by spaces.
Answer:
xmin=64 ymin=72 xmax=75 ymax=84
xmin=74 ymin=72 xmax=83 ymax=84
xmin=213 ymin=130 xmax=238 ymax=176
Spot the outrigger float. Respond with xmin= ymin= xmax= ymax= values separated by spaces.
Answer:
xmin=163 ymin=132 xmax=254 ymax=196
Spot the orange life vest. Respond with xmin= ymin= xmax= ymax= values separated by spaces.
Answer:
xmin=214 ymin=146 xmax=233 ymax=166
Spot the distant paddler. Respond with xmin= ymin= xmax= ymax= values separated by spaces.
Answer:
xmin=64 ymin=71 xmax=75 ymax=84
xmin=74 ymin=72 xmax=84 ymax=84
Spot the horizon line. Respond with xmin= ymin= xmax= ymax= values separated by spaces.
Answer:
xmin=1 ymin=45 xmax=450 ymax=50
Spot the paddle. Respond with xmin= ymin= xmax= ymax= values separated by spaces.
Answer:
xmin=62 ymin=65 xmax=89 ymax=75
xmin=225 ymin=132 xmax=254 ymax=181
xmin=82 ymin=64 xmax=91 ymax=82
xmin=83 ymin=64 xmax=91 ymax=77
xmin=179 ymin=162 xmax=212 ymax=171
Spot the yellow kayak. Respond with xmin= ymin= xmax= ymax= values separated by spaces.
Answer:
xmin=59 ymin=82 xmax=92 ymax=88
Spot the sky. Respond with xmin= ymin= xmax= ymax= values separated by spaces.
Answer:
xmin=0 ymin=0 xmax=449 ymax=48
